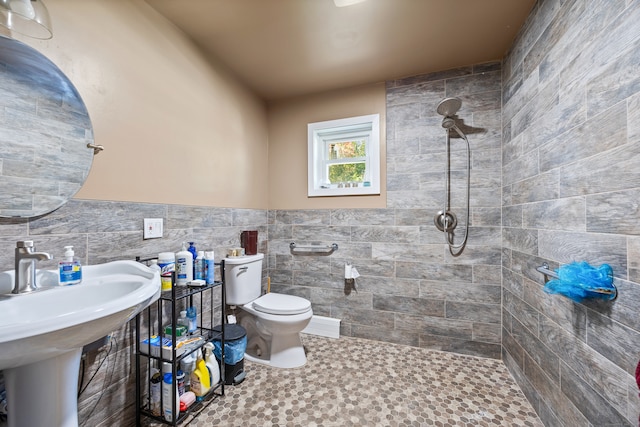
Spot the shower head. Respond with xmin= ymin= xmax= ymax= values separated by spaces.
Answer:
xmin=436 ymin=97 xmax=462 ymax=117
xmin=441 ymin=117 xmax=456 ymax=129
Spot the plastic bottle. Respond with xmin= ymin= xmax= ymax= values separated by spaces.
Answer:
xmin=177 ymin=310 xmax=188 ymax=330
xmin=176 ymin=370 xmax=185 ymax=396
xmin=203 ymin=342 xmax=221 ymax=386
xmin=162 ymin=373 xmax=180 ymax=422
xmin=180 ymin=353 xmax=196 ymax=391
xmin=175 ymin=243 xmax=193 ymax=286
xmin=59 ymin=245 xmax=82 ymax=285
xmin=187 ymin=242 xmax=197 ymax=260
xmin=150 ymin=370 xmax=162 ymax=416
xmin=188 ymin=242 xmax=197 ymax=277
xmin=158 ymin=252 xmax=175 ymax=292
xmin=194 ymin=251 xmax=205 ymax=281
xmin=204 ymin=250 xmax=215 ymax=285
xmin=149 ymin=259 xmax=161 ymax=279
xmin=190 ymin=358 xmax=210 ymax=401
xmin=186 ymin=306 xmax=197 ymax=334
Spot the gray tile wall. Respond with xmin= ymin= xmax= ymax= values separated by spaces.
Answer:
xmin=269 ymin=63 xmax=504 ymax=359
xmin=502 ymin=0 xmax=640 ymax=425
xmin=0 ymin=200 xmax=267 ymax=426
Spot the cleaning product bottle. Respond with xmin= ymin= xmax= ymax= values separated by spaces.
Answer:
xmin=204 ymin=250 xmax=215 ymax=285
xmin=175 ymin=242 xmax=192 ymax=286
xmin=203 ymin=342 xmax=221 ymax=386
xmin=59 ymin=245 xmax=82 ymax=285
xmin=194 ymin=251 xmax=205 ymax=281
xmin=186 ymin=306 xmax=197 ymax=334
xmin=162 ymin=373 xmax=180 ymax=422
xmin=158 ymin=252 xmax=175 ymax=292
xmin=190 ymin=357 xmax=210 ymax=401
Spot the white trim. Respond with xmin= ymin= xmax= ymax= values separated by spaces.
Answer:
xmin=302 ymin=315 xmax=341 ymax=339
xmin=307 ymin=113 xmax=380 ymax=197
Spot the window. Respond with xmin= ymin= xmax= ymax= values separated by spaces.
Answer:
xmin=307 ymin=114 xmax=380 ymax=197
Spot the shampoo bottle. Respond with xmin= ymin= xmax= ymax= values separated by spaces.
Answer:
xmin=175 ymin=242 xmax=192 ymax=286
xmin=59 ymin=245 xmax=82 ymax=285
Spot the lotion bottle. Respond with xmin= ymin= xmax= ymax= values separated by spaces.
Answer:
xmin=175 ymin=242 xmax=192 ymax=286
xmin=59 ymin=245 xmax=82 ymax=285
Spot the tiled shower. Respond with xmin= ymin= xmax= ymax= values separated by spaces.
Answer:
xmin=268 ymin=62 xmax=503 ymax=358
xmin=0 ymin=0 xmax=639 ymax=425
xmin=501 ymin=0 xmax=640 ymax=424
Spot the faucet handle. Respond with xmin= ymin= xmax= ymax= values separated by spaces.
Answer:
xmin=17 ymin=240 xmax=34 ymax=249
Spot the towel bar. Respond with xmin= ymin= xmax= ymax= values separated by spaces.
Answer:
xmin=536 ymin=262 xmax=617 ymax=297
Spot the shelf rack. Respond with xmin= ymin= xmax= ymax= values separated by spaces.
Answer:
xmin=135 ymin=258 xmax=226 ymax=426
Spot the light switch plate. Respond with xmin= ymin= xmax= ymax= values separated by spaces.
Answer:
xmin=143 ymin=218 xmax=163 ymax=239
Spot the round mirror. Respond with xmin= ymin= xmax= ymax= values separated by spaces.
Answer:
xmin=0 ymin=35 xmax=94 ymax=218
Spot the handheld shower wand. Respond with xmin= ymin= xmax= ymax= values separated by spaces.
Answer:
xmin=434 ymin=97 xmax=470 ymax=255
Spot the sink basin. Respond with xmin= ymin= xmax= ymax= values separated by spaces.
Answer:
xmin=0 ymin=260 xmax=160 ymax=427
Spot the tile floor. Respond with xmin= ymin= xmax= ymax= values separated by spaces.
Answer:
xmin=178 ymin=334 xmax=543 ymax=427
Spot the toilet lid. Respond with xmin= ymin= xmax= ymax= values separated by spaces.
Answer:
xmin=252 ymin=293 xmax=311 ymax=315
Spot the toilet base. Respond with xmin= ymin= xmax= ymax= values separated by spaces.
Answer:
xmin=245 ymin=332 xmax=307 ymax=368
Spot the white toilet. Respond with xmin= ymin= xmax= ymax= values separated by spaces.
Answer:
xmin=224 ymin=253 xmax=313 ymax=368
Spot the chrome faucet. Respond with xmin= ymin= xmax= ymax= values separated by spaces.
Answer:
xmin=13 ymin=241 xmax=52 ymax=294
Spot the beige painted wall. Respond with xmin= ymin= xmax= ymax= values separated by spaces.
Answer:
xmin=6 ymin=0 xmax=269 ymax=209
xmin=267 ymin=83 xmax=386 ymax=209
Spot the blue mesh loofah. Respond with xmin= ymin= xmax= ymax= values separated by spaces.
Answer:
xmin=543 ymin=261 xmax=615 ymax=302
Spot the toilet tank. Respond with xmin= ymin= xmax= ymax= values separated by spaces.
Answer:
xmin=224 ymin=253 xmax=264 ymax=305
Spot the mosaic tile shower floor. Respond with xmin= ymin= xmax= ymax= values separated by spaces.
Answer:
xmin=172 ymin=334 xmax=542 ymax=427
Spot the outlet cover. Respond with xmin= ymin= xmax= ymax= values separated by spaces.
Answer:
xmin=143 ymin=218 xmax=163 ymax=239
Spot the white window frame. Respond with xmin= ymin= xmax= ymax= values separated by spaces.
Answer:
xmin=307 ymin=113 xmax=380 ymax=197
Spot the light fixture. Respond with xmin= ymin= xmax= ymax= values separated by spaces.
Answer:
xmin=333 ymin=0 xmax=367 ymax=7
xmin=0 ymin=0 xmax=52 ymax=39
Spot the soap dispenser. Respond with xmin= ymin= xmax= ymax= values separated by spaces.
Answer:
xmin=59 ymin=245 xmax=82 ymax=285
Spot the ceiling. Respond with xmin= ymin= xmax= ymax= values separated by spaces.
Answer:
xmin=146 ymin=0 xmax=536 ymax=101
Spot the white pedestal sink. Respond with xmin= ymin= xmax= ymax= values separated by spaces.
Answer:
xmin=0 ymin=260 xmax=160 ymax=427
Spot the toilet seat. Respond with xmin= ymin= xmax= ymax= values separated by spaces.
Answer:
xmin=252 ymin=293 xmax=311 ymax=315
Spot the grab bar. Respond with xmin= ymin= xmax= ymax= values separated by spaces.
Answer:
xmin=536 ymin=262 xmax=617 ymax=297
xmin=536 ymin=262 xmax=559 ymax=279
xmin=289 ymin=242 xmax=338 ymax=255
